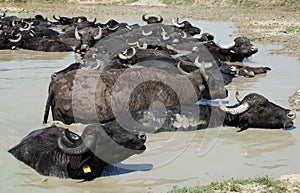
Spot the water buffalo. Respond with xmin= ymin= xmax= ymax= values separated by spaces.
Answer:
xmin=43 ymin=58 xmax=228 ymax=125
xmin=8 ymin=124 xmax=146 ymax=179
xmin=172 ymin=18 xmax=201 ymax=36
xmin=105 ymin=92 xmax=296 ymax=133
xmin=215 ymin=37 xmax=258 ymax=62
xmin=142 ymin=14 xmax=163 ymax=24
xmin=74 ymin=26 xmax=102 ymax=56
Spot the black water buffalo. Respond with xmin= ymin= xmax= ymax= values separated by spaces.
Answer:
xmin=142 ymin=14 xmax=163 ymax=24
xmin=237 ymin=65 xmax=271 ymax=77
xmin=172 ymin=18 xmax=201 ymax=36
xmin=8 ymin=124 xmax=146 ymax=179
xmin=43 ymin=59 xmax=228 ymax=124
xmin=211 ymin=37 xmax=258 ymax=62
xmin=52 ymin=15 xmax=89 ymax=25
xmin=74 ymin=26 xmax=102 ymax=56
xmin=105 ymin=92 xmax=296 ymax=133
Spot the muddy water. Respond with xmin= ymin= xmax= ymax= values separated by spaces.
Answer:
xmin=1 ymin=20 xmax=300 ymax=193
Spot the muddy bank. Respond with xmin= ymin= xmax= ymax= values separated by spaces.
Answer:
xmin=1 ymin=1 xmax=300 ymax=60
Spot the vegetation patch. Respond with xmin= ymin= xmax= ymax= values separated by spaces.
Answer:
xmin=285 ymin=26 xmax=300 ymax=33
xmin=167 ymin=176 xmax=297 ymax=193
xmin=231 ymin=0 xmax=258 ymax=7
xmin=161 ymin=0 xmax=194 ymax=6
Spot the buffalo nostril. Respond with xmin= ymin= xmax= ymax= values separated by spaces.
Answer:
xmin=51 ymin=73 xmax=58 ymax=80
xmin=138 ymin=132 xmax=146 ymax=141
xmin=287 ymin=111 xmax=296 ymax=120
xmin=251 ymin=46 xmax=258 ymax=52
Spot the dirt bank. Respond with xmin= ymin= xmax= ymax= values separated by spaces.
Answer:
xmin=1 ymin=1 xmax=300 ymax=60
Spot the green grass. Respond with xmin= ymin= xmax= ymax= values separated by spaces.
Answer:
xmin=285 ymin=26 xmax=300 ymax=33
xmin=160 ymin=0 xmax=194 ymax=6
xmin=167 ymin=176 xmax=292 ymax=193
xmin=231 ymin=0 xmax=257 ymax=7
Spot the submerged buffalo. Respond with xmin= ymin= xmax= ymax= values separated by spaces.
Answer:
xmin=8 ymin=124 xmax=146 ymax=179
xmin=106 ymin=92 xmax=296 ymax=133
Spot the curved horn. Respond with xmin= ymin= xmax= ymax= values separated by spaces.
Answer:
xmin=93 ymin=26 xmax=102 ymax=40
xmin=118 ymin=47 xmax=136 ymax=60
xmin=181 ymin=31 xmax=187 ymax=38
xmin=60 ymin=129 xmax=81 ymax=146
xmin=177 ymin=61 xmax=189 ymax=75
xmin=218 ymin=41 xmax=236 ymax=49
xmin=158 ymin=15 xmax=163 ymax=23
xmin=172 ymin=18 xmax=184 ymax=28
xmin=93 ymin=59 xmax=102 ymax=70
xmin=19 ymin=22 xmax=32 ymax=31
xmin=108 ymin=25 xmax=119 ymax=31
xmin=235 ymin=91 xmax=241 ymax=102
xmin=74 ymin=26 xmax=81 ymax=40
xmin=9 ymin=33 xmax=22 ymax=43
xmin=142 ymin=29 xmax=153 ymax=36
xmin=1 ymin=12 xmax=5 ymax=18
xmin=53 ymin=15 xmax=59 ymax=21
xmin=161 ymin=27 xmax=169 ymax=40
xmin=194 ymin=56 xmax=213 ymax=69
xmin=126 ymin=39 xmax=138 ymax=46
xmin=219 ymin=101 xmax=250 ymax=115
xmin=137 ymin=42 xmax=147 ymax=49
xmin=194 ymin=56 xmax=209 ymax=80
xmin=142 ymin=13 xmax=148 ymax=21
xmin=58 ymin=134 xmax=95 ymax=155
xmin=12 ymin=20 xmax=16 ymax=27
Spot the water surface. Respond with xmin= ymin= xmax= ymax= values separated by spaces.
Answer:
xmin=1 ymin=20 xmax=300 ymax=193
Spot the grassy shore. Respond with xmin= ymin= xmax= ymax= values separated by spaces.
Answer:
xmin=167 ymin=176 xmax=300 ymax=193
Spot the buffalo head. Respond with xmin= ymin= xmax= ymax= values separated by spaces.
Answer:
xmin=8 ymin=124 xmax=146 ymax=179
xmin=172 ymin=18 xmax=201 ymax=36
xmin=221 ymin=92 xmax=296 ymax=131
xmin=218 ymin=37 xmax=258 ymax=62
xmin=74 ymin=26 xmax=102 ymax=56
xmin=142 ymin=14 xmax=163 ymax=24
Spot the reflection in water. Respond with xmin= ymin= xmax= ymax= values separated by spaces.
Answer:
xmin=220 ymin=128 xmax=296 ymax=158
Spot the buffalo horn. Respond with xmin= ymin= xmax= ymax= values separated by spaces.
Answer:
xmin=235 ymin=91 xmax=241 ymax=102
xmin=158 ymin=15 xmax=163 ymax=23
xmin=118 ymin=47 xmax=136 ymax=60
xmin=9 ymin=33 xmax=22 ymax=43
xmin=74 ymin=26 xmax=81 ymax=40
xmin=11 ymin=20 xmax=16 ymax=27
xmin=219 ymin=101 xmax=250 ymax=115
xmin=94 ymin=26 xmax=102 ymax=40
xmin=218 ymin=41 xmax=236 ymax=49
xmin=142 ymin=13 xmax=148 ymax=21
xmin=53 ymin=15 xmax=60 ymax=21
xmin=137 ymin=42 xmax=147 ymax=49
xmin=194 ymin=56 xmax=210 ymax=81
xmin=58 ymin=134 xmax=95 ymax=155
xmin=177 ymin=61 xmax=189 ymax=75
xmin=1 ymin=12 xmax=5 ymax=18
xmin=107 ymin=25 xmax=119 ymax=31
xmin=19 ymin=22 xmax=32 ymax=31
xmin=172 ymin=18 xmax=184 ymax=28
xmin=125 ymin=24 xmax=132 ymax=30
xmin=161 ymin=27 xmax=169 ymax=40
xmin=142 ymin=29 xmax=153 ymax=36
